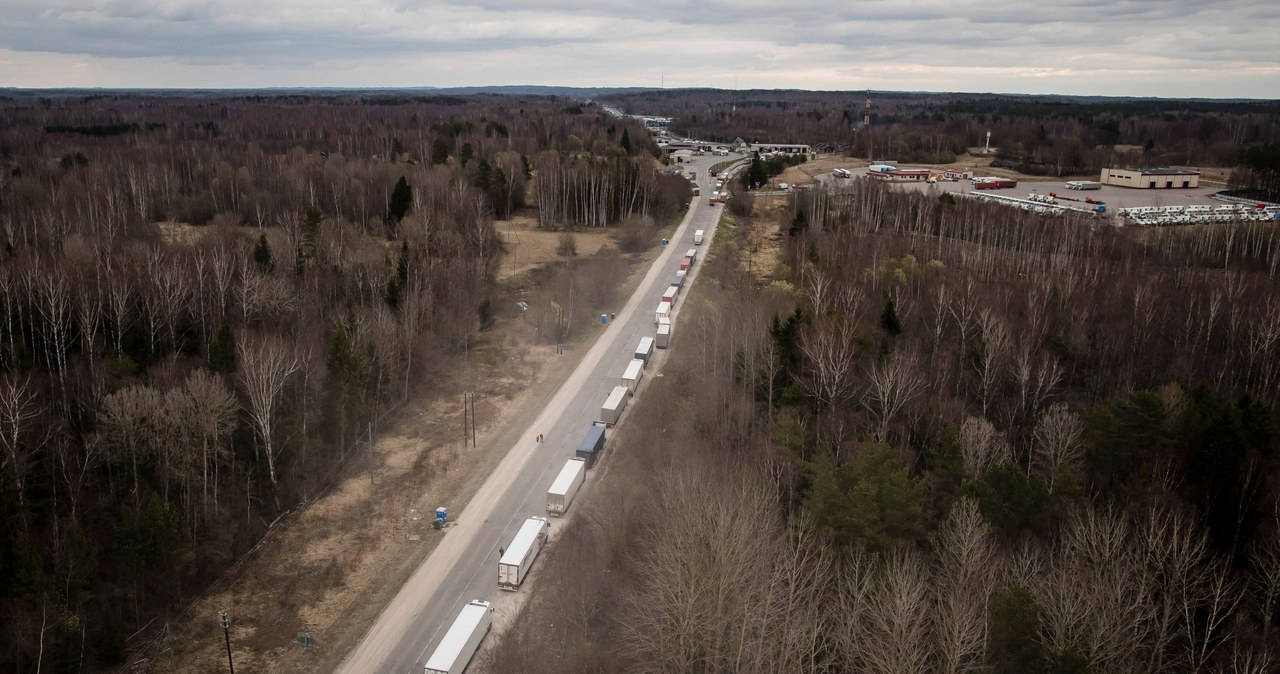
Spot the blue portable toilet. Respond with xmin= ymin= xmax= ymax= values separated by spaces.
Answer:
xmin=600 ymin=314 xmax=608 ymax=324
xmin=435 ymin=507 xmax=448 ymax=525
xmin=661 ymin=238 xmax=668 ymax=246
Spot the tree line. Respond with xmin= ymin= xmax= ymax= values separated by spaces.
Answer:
xmin=603 ymin=89 xmax=1280 ymax=181
xmin=488 ymin=175 xmax=1280 ymax=672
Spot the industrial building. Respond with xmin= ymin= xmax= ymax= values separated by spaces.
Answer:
xmin=868 ymin=168 xmax=944 ymax=183
xmin=1100 ymin=167 xmax=1200 ymax=189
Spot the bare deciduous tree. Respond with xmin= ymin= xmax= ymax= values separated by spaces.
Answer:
xmin=1031 ymin=403 xmax=1084 ymax=492
xmin=99 ymin=384 xmax=165 ymax=499
xmin=184 ymin=369 xmax=238 ymax=518
xmin=974 ymin=309 xmax=1010 ymax=417
xmin=0 ymin=376 xmax=41 ymax=501
xmin=237 ymin=334 xmax=299 ymax=487
xmin=958 ymin=416 xmax=1009 ymax=477
xmin=864 ymin=548 xmax=933 ymax=674
xmin=933 ymin=497 xmax=1000 ymax=674
xmin=863 ymin=351 xmax=925 ymax=442
xmin=800 ymin=315 xmax=861 ymax=409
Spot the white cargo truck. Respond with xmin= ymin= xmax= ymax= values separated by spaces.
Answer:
xmin=423 ymin=599 xmax=493 ymax=674
xmin=546 ymin=459 xmax=586 ymax=516
xmin=622 ymin=358 xmax=644 ymax=393
xmin=599 ymin=385 xmax=629 ymax=426
xmin=635 ymin=336 xmax=654 ymax=364
xmin=655 ymin=301 xmax=671 ymax=325
xmin=656 ymin=323 xmax=671 ymax=349
xmin=686 ymin=248 xmax=697 ymax=264
xmin=498 ymin=517 xmax=549 ymax=591
xmin=693 ymin=229 xmax=705 ymax=245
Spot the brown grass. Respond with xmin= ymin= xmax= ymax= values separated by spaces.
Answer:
xmin=497 ymin=213 xmax=614 ymax=281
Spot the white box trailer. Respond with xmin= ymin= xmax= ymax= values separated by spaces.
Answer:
xmin=662 ymin=285 xmax=680 ymax=305
xmin=498 ymin=517 xmax=549 ymax=591
xmin=655 ymin=301 xmax=671 ymax=326
xmin=600 ymin=385 xmax=629 ymax=426
xmin=693 ymin=229 xmax=705 ymax=245
xmin=423 ymin=599 xmax=493 ymax=674
xmin=657 ymin=316 xmax=671 ymax=329
xmin=656 ymin=323 xmax=671 ymax=349
xmin=635 ymin=336 xmax=654 ymax=364
xmin=622 ymin=358 xmax=644 ymax=393
xmin=686 ymin=248 xmax=698 ymax=264
xmin=546 ymin=459 xmax=586 ymax=516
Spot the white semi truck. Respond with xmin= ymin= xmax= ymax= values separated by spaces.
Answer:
xmin=622 ymin=358 xmax=645 ymax=393
xmin=599 ymin=385 xmax=629 ymax=426
xmin=423 ymin=599 xmax=493 ymax=674
xmin=498 ymin=517 xmax=549 ymax=591
xmin=546 ymin=458 xmax=586 ymax=516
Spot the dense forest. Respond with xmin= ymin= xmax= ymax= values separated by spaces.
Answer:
xmin=488 ymin=173 xmax=1280 ymax=672
xmin=0 ymin=92 xmax=687 ymax=671
xmin=603 ymin=89 xmax=1280 ymax=189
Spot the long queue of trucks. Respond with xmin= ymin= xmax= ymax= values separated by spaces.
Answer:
xmin=424 ymin=165 xmax=711 ymax=674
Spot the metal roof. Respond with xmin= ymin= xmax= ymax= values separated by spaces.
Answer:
xmin=1116 ymin=167 xmax=1200 ymax=176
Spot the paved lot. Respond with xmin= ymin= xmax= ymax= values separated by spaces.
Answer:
xmin=825 ymin=167 xmax=1232 ymax=211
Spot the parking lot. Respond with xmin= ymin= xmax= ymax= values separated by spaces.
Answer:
xmin=828 ymin=167 xmax=1229 ymax=211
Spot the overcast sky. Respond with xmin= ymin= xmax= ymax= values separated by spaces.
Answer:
xmin=1 ymin=0 xmax=1277 ymax=97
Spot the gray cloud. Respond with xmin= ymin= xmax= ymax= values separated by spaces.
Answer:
xmin=0 ymin=0 xmax=1276 ymax=96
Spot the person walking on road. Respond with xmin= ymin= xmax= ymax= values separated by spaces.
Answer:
xmin=499 ymin=547 xmax=504 ymax=557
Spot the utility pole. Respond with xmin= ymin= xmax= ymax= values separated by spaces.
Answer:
xmin=463 ymin=392 xmax=477 ymax=448
xmin=219 ymin=611 xmax=235 ymax=674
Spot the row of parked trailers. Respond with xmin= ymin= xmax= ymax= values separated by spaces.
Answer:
xmin=1117 ymin=203 xmax=1280 ymax=226
xmin=425 ymin=214 xmax=708 ymax=673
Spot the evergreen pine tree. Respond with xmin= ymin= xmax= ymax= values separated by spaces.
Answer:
xmin=209 ymin=319 xmax=236 ymax=373
xmin=253 ymin=233 xmax=273 ymax=272
xmin=881 ymin=299 xmax=902 ymax=335
xmin=386 ymin=176 xmax=413 ymax=225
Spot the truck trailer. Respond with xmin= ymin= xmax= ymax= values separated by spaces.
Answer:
xmin=423 ymin=599 xmax=493 ymax=674
xmin=662 ymin=285 xmax=680 ymax=305
xmin=599 ymin=385 xmax=629 ymax=426
xmin=693 ymin=229 xmax=705 ymax=245
xmin=685 ymin=248 xmax=698 ymax=264
xmin=679 ymin=257 xmax=692 ymax=272
xmin=635 ymin=336 xmax=654 ymax=363
xmin=1066 ymin=180 xmax=1102 ymax=190
xmin=546 ymin=458 xmax=586 ymax=516
xmin=498 ymin=517 xmax=549 ymax=591
xmin=622 ymin=358 xmax=644 ymax=393
xmin=656 ymin=323 xmax=671 ymax=349
xmin=576 ymin=426 xmax=605 ymax=466
xmin=655 ymin=301 xmax=671 ymax=325
xmin=973 ymin=178 xmax=1018 ymax=190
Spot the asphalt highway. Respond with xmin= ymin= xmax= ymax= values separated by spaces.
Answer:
xmin=336 ymin=152 xmax=741 ymax=673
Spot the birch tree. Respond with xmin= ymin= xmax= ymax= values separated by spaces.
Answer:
xmin=237 ymin=334 xmax=299 ymax=487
